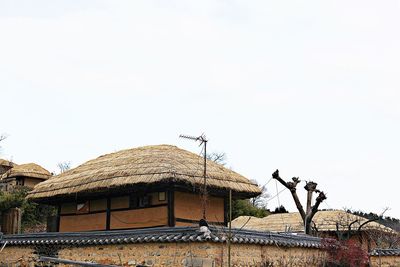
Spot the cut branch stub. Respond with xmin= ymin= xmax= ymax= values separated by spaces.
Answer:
xmin=304 ymin=181 xmax=317 ymax=192
xmin=305 ymin=181 xmax=318 ymax=214
xmin=315 ymin=191 xmax=327 ymax=203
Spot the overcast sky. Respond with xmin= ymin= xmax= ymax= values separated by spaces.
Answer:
xmin=1 ymin=1 xmax=399 ymax=218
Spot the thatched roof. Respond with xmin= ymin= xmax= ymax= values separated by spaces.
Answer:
xmin=1 ymin=163 xmax=51 ymax=180
xmin=232 ymin=210 xmax=395 ymax=233
xmin=27 ymin=145 xmax=261 ymax=201
xmin=0 ymin=159 xmax=16 ymax=167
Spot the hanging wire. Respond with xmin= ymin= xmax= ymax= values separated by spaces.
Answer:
xmin=275 ymin=180 xmax=286 ymax=230
xmin=265 ymin=187 xmax=287 ymax=203
xmin=261 ymin=176 xmax=274 ymax=188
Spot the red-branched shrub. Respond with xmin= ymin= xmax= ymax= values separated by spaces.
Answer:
xmin=321 ymin=238 xmax=368 ymax=267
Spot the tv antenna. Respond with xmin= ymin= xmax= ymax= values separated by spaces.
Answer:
xmin=179 ymin=133 xmax=208 ymax=220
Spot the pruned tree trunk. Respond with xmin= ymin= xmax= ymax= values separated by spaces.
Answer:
xmin=272 ymin=169 xmax=326 ymax=235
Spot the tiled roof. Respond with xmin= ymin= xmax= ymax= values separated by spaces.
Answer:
xmin=1 ymin=226 xmax=321 ymax=248
xmin=370 ymin=248 xmax=400 ymax=256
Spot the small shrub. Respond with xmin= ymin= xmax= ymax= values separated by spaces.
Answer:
xmin=322 ymin=238 xmax=368 ymax=267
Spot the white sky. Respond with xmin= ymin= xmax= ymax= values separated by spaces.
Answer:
xmin=1 ymin=1 xmax=399 ymax=218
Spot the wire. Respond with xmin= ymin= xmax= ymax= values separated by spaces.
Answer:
xmin=265 ymin=187 xmax=287 ymax=203
xmin=275 ymin=180 xmax=286 ymax=230
xmin=275 ymin=180 xmax=281 ymax=208
xmin=261 ymin=177 xmax=273 ymax=188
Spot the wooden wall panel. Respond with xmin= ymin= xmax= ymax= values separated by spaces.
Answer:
xmin=23 ymin=177 xmax=43 ymax=188
xmin=60 ymin=203 xmax=76 ymax=214
xmin=175 ymin=221 xmax=196 ymax=227
xmin=111 ymin=196 xmax=130 ymax=210
xmin=90 ymin=199 xmax=107 ymax=212
xmin=59 ymin=213 xmax=107 ymax=232
xmin=174 ymin=192 xmax=224 ymax=223
xmin=110 ymin=206 xmax=168 ymax=229
xmin=150 ymin=192 xmax=167 ymax=205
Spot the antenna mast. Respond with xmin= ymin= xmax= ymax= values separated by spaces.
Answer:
xmin=179 ymin=133 xmax=208 ymax=220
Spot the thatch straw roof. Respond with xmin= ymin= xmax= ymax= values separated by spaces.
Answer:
xmin=0 ymin=159 xmax=17 ymax=167
xmin=27 ymin=145 xmax=261 ymax=201
xmin=232 ymin=210 xmax=395 ymax=233
xmin=1 ymin=163 xmax=51 ymax=180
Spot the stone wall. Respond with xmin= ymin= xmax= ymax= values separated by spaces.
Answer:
xmin=0 ymin=242 xmax=326 ymax=266
xmin=0 ymin=246 xmax=35 ymax=265
xmin=370 ymin=255 xmax=400 ymax=267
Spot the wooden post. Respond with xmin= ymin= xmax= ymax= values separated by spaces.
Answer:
xmin=56 ymin=205 xmax=61 ymax=232
xmin=228 ymin=190 xmax=232 ymax=267
xmin=223 ymin=196 xmax=228 ymax=226
xmin=167 ymin=190 xmax=175 ymax=227
xmin=106 ymin=197 xmax=111 ymax=230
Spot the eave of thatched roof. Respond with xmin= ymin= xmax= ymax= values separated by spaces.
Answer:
xmin=231 ymin=210 xmax=396 ymax=233
xmin=27 ymin=145 xmax=261 ymax=201
xmin=1 ymin=163 xmax=51 ymax=180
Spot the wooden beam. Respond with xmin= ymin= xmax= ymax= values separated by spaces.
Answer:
xmin=106 ymin=197 xmax=111 ymax=230
xmin=223 ymin=196 xmax=228 ymax=226
xmin=56 ymin=205 xmax=61 ymax=232
xmin=167 ymin=189 xmax=175 ymax=227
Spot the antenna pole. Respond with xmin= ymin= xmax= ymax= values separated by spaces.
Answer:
xmin=180 ymin=133 xmax=208 ymax=220
xmin=228 ymin=189 xmax=232 ymax=267
xmin=202 ymin=138 xmax=207 ymax=219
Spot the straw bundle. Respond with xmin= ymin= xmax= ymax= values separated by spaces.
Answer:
xmin=1 ymin=163 xmax=51 ymax=180
xmin=27 ymin=145 xmax=261 ymax=201
xmin=232 ymin=210 xmax=395 ymax=233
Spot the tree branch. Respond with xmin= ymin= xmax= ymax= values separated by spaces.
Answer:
xmin=357 ymin=207 xmax=389 ymax=232
xmin=304 ymin=181 xmax=317 ymax=214
xmin=272 ymin=170 xmax=306 ymax=220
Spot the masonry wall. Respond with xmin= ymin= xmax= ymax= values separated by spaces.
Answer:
xmin=0 ymin=246 xmax=34 ymax=265
xmin=370 ymin=255 xmax=400 ymax=267
xmin=0 ymin=242 xmax=326 ymax=267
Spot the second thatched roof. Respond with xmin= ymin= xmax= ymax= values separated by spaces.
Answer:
xmin=27 ymin=145 xmax=261 ymax=201
xmin=1 ymin=163 xmax=51 ymax=180
xmin=0 ymin=159 xmax=16 ymax=167
xmin=232 ymin=210 xmax=395 ymax=233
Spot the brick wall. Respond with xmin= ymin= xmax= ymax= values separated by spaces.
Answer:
xmin=0 ymin=242 xmax=326 ymax=266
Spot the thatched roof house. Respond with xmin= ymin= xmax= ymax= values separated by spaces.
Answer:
xmin=232 ymin=210 xmax=394 ymax=233
xmin=232 ymin=210 xmax=397 ymax=252
xmin=0 ymin=159 xmax=16 ymax=175
xmin=28 ymin=145 xmax=261 ymax=232
xmin=0 ymin=162 xmax=51 ymax=191
xmin=0 ymin=158 xmax=15 ymax=168
xmin=2 ymin=163 xmax=51 ymax=180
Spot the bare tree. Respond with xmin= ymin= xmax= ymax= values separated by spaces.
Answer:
xmin=318 ymin=208 xmax=397 ymax=250
xmin=250 ymin=180 xmax=269 ymax=208
xmin=0 ymin=133 xmax=7 ymax=152
xmin=205 ymin=152 xmax=227 ymax=166
xmin=57 ymin=161 xmax=71 ymax=174
xmin=272 ymin=169 xmax=326 ymax=234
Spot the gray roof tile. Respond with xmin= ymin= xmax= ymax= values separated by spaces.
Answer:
xmin=1 ymin=226 xmax=322 ymax=249
xmin=370 ymin=248 xmax=400 ymax=256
